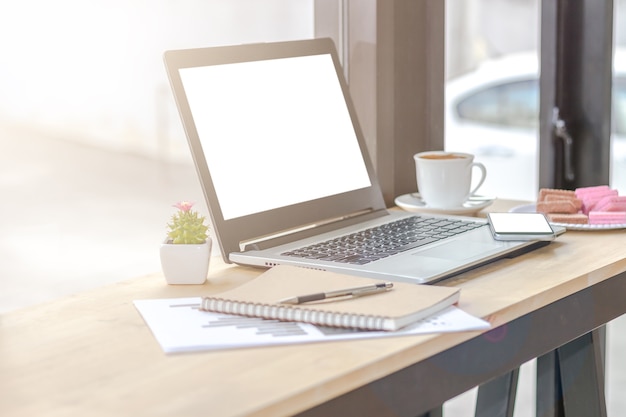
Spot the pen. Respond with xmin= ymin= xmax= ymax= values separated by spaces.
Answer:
xmin=278 ymin=282 xmax=393 ymax=305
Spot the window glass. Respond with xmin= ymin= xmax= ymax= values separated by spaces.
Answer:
xmin=445 ymin=0 xmax=540 ymax=201
xmin=613 ymin=5 xmax=626 ymax=193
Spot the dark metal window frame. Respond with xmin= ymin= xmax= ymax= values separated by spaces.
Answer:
xmin=540 ymin=0 xmax=614 ymax=189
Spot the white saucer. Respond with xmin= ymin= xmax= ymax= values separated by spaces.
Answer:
xmin=394 ymin=193 xmax=496 ymax=215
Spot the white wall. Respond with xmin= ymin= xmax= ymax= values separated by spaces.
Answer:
xmin=0 ymin=0 xmax=314 ymax=160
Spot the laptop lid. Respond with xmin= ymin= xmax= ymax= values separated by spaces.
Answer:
xmin=164 ymin=38 xmax=387 ymax=262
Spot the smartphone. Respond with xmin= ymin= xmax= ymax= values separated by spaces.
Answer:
xmin=487 ymin=212 xmax=556 ymax=241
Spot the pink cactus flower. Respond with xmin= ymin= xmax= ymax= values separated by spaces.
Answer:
xmin=174 ymin=201 xmax=194 ymax=212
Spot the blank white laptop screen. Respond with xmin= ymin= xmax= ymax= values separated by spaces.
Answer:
xmin=179 ymin=53 xmax=371 ymax=220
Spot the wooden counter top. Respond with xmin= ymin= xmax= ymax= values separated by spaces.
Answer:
xmin=1 ymin=200 xmax=625 ymax=417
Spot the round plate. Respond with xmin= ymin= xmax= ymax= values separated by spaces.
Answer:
xmin=395 ymin=193 xmax=495 ymax=215
xmin=509 ymin=204 xmax=626 ymax=231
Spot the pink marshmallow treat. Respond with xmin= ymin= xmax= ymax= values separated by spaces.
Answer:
xmin=575 ymin=186 xmax=619 ymax=214
xmin=593 ymin=196 xmax=626 ymax=212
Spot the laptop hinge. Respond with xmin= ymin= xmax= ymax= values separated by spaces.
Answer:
xmin=239 ymin=208 xmax=388 ymax=252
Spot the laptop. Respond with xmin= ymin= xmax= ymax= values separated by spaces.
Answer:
xmin=163 ymin=38 xmax=559 ymax=284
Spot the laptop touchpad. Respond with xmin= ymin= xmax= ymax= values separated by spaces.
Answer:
xmin=413 ymin=240 xmax=498 ymax=261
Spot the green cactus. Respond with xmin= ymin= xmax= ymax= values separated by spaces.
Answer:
xmin=167 ymin=201 xmax=209 ymax=244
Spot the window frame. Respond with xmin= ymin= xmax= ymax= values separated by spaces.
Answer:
xmin=539 ymin=0 xmax=614 ymax=189
xmin=315 ymin=0 xmax=444 ymax=206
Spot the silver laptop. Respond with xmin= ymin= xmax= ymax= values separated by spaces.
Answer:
xmin=164 ymin=38 xmax=557 ymax=284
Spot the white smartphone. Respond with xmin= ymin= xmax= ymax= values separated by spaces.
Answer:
xmin=487 ymin=212 xmax=556 ymax=241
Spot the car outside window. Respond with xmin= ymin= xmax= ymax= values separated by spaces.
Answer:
xmin=455 ymin=79 xmax=539 ymax=130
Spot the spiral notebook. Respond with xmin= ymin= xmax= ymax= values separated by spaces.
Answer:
xmin=199 ymin=265 xmax=461 ymax=331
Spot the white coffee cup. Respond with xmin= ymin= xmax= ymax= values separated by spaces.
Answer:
xmin=414 ymin=151 xmax=487 ymax=209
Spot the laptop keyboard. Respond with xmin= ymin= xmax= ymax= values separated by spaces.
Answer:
xmin=281 ymin=216 xmax=486 ymax=265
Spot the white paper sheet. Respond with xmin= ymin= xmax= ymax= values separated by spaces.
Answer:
xmin=133 ymin=297 xmax=490 ymax=354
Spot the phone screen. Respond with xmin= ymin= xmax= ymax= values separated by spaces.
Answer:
xmin=487 ymin=212 xmax=555 ymax=240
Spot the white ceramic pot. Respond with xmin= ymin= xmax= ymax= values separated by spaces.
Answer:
xmin=160 ymin=238 xmax=211 ymax=284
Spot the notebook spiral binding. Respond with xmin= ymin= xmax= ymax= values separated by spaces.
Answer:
xmin=200 ymin=297 xmax=387 ymax=330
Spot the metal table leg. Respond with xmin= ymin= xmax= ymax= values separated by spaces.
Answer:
xmin=475 ymin=368 xmax=520 ymax=417
xmin=537 ymin=328 xmax=607 ymax=417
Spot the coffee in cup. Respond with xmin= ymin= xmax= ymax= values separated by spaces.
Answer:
xmin=414 ymin=151 xmax=487 ymax=209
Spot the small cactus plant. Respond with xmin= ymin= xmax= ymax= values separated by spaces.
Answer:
xmin=166 ymin=201 xmax=209 ymax=244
